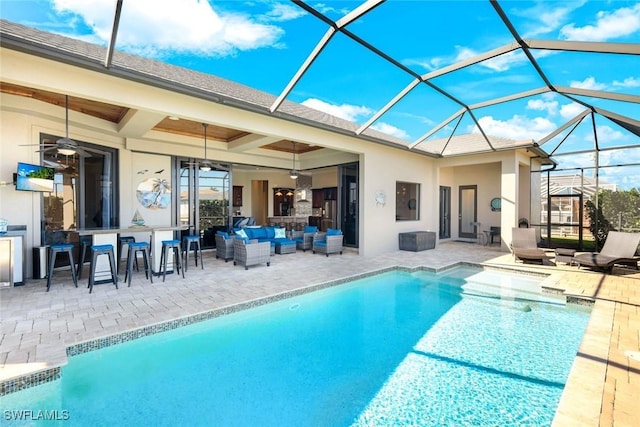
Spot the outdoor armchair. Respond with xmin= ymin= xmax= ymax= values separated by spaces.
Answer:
xmin=233 ymin=238 xmax=271 ymax=270
xmin=312 ymin=228 xmax=343 ymax=257
xmin=292 ymin=225 xmax=318 ymax=252
xmin=214 ymin=231 xmax=234 ymax=262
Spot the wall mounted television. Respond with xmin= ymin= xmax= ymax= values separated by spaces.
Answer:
xmin=15 ymin=162 xmax=55 ymax=192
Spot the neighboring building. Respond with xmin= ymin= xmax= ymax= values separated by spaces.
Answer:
xmin=0 ymin=21 xmax=549 ymax=278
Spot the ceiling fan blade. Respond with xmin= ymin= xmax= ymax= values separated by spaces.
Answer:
xmin=36 ymin=146 xmax=58 ymax=153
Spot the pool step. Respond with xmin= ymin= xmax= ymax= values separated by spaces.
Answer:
xmin=461 ymin=271 xmax=563 ymax=305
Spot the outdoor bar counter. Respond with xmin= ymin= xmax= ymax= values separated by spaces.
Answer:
xmin=76 ymin=225 xmax=187 ymax=277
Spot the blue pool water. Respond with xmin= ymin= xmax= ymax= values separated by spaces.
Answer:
xmin=3 ymin=267 xmax=590 ymax=426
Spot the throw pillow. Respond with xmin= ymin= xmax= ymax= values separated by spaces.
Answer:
xmin=235 ymin=229 xmax=248 ymax=239
xmin=304 ymin=226 xmax=318 ymax=233
xmin=327 ymin=228 xmax=342 ymax=236
xmin=274 ymin=227 xmax=286 ymax=238
xmin=216 ymin=231 xmax=229 ymax=239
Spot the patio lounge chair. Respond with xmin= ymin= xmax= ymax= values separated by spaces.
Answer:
xmin=573 ymin=231 xmax=640 ymax=273
xmin=510 ymin=227 xmax=552 ymax=265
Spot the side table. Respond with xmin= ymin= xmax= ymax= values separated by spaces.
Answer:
xmin=555 ymin=248 xmax=576 ymax=265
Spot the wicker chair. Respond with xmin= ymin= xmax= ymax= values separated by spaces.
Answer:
xmin=214 ymin=232 xmax=234 ymax=262
xmin=312 ymin=229 xmax=344 ymax=257
xmin=233 ymin=239 xmax=271 ymax=270
xmin=291 ymin=225 xmax=318 ymax=252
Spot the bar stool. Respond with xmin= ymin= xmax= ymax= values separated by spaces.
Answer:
xmin=124 ymin=241 xmax=153 ymax=287
xmin=46 ymin=244 xmax=78 ymax=292
xmin=117 ymin=236 xmax=136 ymax=274
xmin=88 ymin=244 xmax=118 ymax=293
xmin=182 ymin=234 xmax=203 ymax=271
xmin=76 ymin=235 xmax=92 ymax=279
xmin=159 ymin=239 xmax=184 ymax=282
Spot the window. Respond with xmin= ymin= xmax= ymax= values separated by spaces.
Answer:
xmin=41 ymin=133 xmax=118 ymax=244
xmin=396 ymin=181 xmax=419 ymax=221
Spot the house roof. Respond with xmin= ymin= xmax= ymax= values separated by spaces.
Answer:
xmin=0 ymin=17 xmax=548 ymax=160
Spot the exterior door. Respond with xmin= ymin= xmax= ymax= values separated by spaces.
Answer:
xmin=458 ymin=185 xmax=477 ymax=239
xmin=178 ymin=160 xmax=230 ymax=249
xmin=439 ymin=186 xmax=451 ymax=239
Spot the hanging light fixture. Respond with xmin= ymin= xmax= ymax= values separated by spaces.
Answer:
xmin=200 ymin=123 xmax=211 ymax=172
xmin=289 ymin=141 xmax=298 ymax=179
xmin=56 ymin=95 xmax=77 ymax=156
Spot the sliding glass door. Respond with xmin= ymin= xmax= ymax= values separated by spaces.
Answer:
xmin=178 ymin=160 xmax=230 ymax=249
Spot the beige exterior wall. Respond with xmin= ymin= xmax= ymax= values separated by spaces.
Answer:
xmin=0 ymin=46 xmax=544 ymax=274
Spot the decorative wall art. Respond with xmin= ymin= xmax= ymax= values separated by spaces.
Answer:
xmin=136 ymin=178 xmax=171 ymax=209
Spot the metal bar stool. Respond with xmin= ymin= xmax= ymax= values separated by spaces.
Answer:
xmin=159 ymin=239 xmax=184 ymax=282
xmin=88 ymin=244 xmax=118 ymax=293
xmin=182 ymin=234 xmax=203 ymax=271
xmin=76 ymin=235 xmax=92 ymax=279
xmin=124 ymin=241 xmax=153 ymax=287
xmin=117 ymin=236 xmax=136 ymax=274
xmin=46 ymin=243 xmax=78 ymax=292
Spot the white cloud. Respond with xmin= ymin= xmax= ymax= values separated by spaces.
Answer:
xmin=527 ymin=95 xmax=558 ymax=116
xmin=261 ymin=3 xmax=307 ymax=22
xmin=560 ymin=3 xmax=640 ymax=41
xmin=569 ymin=76 xmax=607 ymax=90
xmin=559 ymin=102 xmax=586 ymax=120
xmin=585 ymin=125 xmax=626 ymax=145
xmin=613 ymin=77 xmax=640 ymax=88
xmin=300 ymin=98 xmax=372 ymax=122
xmin=370 ymin=122 xmax=410 ymax=140
xmin=470 ymin=115 xmax=557 ymax=141
xmin=51 ymin=0 xmax=287 ymax=57
xmin=412 ymin=47 xmax=527 ymax=73
xmin=516 ymin=2 xmax=587 ymax=37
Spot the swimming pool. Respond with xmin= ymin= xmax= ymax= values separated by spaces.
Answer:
xmin=3 ymin=267 xmax=590 ymax=426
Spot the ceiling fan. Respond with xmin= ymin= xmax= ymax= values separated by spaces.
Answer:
xmin=21 ymin=95 xmax=101 ymax=158
xmin=183 ymin=123 xmax=227 ymax=171
xmin=288 ymin=141 xmax=311 ymax=179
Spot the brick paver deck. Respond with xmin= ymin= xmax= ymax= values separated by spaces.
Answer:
xmin=1 ymin=241 xmax=638 ymax=425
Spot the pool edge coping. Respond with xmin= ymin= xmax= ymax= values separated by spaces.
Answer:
xmin=0 ymin=261 xmax=594 ymax=396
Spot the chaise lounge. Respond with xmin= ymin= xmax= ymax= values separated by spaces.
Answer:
xmin=510 ymin=227 xmax=553 ymax=265
xmin=573 ymin=231 xmax=640 ymax=273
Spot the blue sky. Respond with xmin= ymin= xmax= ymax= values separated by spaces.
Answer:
xmin=2 ymin=0 xmax=639 ymax=187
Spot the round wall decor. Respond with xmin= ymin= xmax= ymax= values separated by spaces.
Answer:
xmin=375 ymin=191 xmax=386 ymax=206
xmin=490 ymin=197 xmax=501 ymax=211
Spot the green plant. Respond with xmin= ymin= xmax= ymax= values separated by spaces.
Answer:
xmin=584 ymin=199 xmax=614 ymax=250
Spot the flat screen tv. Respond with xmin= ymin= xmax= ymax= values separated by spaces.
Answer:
xmin=16 ymin=162 xmax=55 ymax=192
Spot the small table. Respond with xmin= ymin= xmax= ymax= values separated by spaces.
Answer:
xmin=555 ymin=248 xmax=576 ymax=265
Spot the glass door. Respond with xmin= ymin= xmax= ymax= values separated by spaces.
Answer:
xmin=178 ymin=161 xmax=230 ymax=249
xmin=339 ymin=162 xmax=358 ymax=247
xmin=458 ymin=185 xmax=477 ymax=240
xmin=439 ymin=186 xmax=451 ymax=239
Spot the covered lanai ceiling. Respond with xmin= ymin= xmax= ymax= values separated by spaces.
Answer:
xmin=1 ymin=0 xmax=638 ymax=162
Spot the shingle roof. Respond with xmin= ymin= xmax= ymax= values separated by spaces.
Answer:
xmin=0 ymin=19 xmax=539 ymax=158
